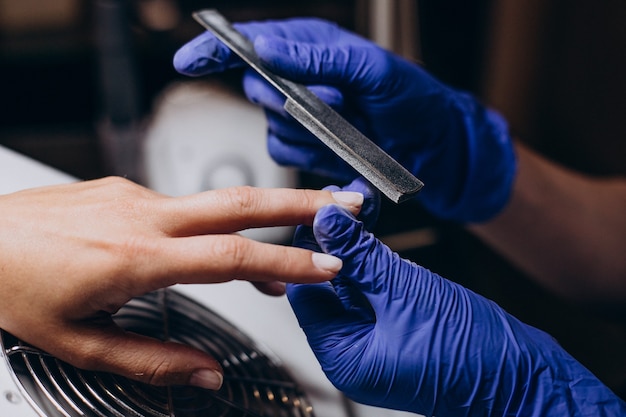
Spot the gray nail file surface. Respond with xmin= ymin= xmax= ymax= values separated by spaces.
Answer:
xmin=192 ymin=9 xmax=424 ymax=203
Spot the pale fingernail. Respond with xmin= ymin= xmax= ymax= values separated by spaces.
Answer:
xmin=312 ymin=252 xmax=343 ymax=273
xmin=190 ymin=369 xmax=223 ymax=390
xmin=332 ymin=191 xmax=363 ymax=209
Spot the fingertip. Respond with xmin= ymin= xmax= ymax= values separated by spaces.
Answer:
xmin=92 ymin=332 xmax=224 ymax=389
xmin=172 ymin=47 xmax=213 ymax=76
xmin=341 ymin=178 xmax=380 ymax=229
xmin=172 ymin=45 xmax=191 ymax=74
xmin=189 ymin=369 xmax=224 ymax=390
xmin=311 ymin=252 xmax=343 ymax=274
xmin=172 ymin=33 xmax=233 ymax=76
xmin=331 ymin=191 xmax=364 ymax=212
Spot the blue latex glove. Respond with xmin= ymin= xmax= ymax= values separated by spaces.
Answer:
xmin=173 ymin=18 xmax=516 ymax=223
xmin=287 ymin=180 xmax=626 ymax=416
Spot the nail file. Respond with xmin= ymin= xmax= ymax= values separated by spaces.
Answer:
xmin=192 ymin=9 xmax=424 ymax=203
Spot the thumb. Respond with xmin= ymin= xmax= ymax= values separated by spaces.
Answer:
xmin=61 ymin=323 xmax=223 ymax=390
xmin=313 ymin=204 xmax=398 ymax=308
xmin=254 ymin=35 xmax=384 ymax=93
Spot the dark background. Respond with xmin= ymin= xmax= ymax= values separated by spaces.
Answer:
xmin=1 ymin=0 xmax=625 ymax=400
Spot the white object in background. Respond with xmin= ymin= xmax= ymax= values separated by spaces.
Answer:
xmin=143 ymin=80 xmax=297 ymax=243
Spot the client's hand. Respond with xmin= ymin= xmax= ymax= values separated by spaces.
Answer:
xmin=0 ymin=177 xmax=362 ymax=390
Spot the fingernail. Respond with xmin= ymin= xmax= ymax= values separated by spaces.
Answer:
xmin=190 ymin=369 xmax=223 ymax=390
xmin=332 ymin=191 xmax=363 ymax=210
xmin=312 ymin=252 xmax=342 ymax=273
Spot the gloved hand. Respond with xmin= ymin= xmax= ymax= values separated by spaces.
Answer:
xmin=174 ymin=18 xmax=516 ymax=223
xmin=286 ymin=180 xmax=626 ymax=416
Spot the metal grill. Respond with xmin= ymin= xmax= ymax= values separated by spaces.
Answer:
xmin=1 ymin=289 xmax=315 ymax=417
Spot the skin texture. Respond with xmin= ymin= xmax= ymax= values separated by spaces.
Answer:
xmin=471 ymin=142 xmax=626 ymax=304
xmin=0 ymin=176 xmax=363 ymax=389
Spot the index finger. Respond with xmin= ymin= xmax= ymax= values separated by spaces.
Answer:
xmin=173 ymin=29 xmax=239 ymax=76
xmin=173 ymin=22 xmax=284 ymax=76
xmin=157 ymin=187 xmax=363 ymax=237
xmin=173 ymin=19 xmax=336 ymax=77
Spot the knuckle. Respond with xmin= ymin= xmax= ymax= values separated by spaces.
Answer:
xmin=222 ymin=186 xmax=260 ymax=217
xmin=105 ymin=236 xmax=160 ymax=283
xmin=212 ymin=236 xmax=249 ymax=273
xmin=100 ymin=176 xmax=135 ymax=191
xmin=68 ymin=341 xmax=108 ymax=371
xmin=100 ymin=176 xmax=156 ymax=204
xmin=144 ymin=355 xmax=175 ymax=386
xmin=117 ymin=236 xmax=157 ymax=264
xmin=299 ymin=189 xmax=321 ymax=208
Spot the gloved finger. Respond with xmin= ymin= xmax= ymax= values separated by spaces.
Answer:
xmin=265 ymin=106 xmax=380 ymax=184
xmin=242 ymin=69 xmax=287 ymax=114
xmin=331 ymin=276 xmax=375 ymax=318
xmin=267 ymin=133 xmax=358 ymax=181
xmin=50 ymin=321 xmax=224 ymax=389
xmin=292 ymin=224 xmax=320 ymax=252
xmin=317 ymin=179 xmax=380 ymax=230
xmin=286 ymin=282 xmax=347 ymax=327
xmin=334 ymin=177 xmax=381 ymax=229
xmin=291 ymin=215 xmax=368 ymax=315
xmin=266 ymin=110 xmax=321 ymax=146
xmin=245 ymin=66 xmax=372 ymax=145
xmin=244 ymin=64 xmax=350 ymax=171
xmin=290 ymin=181 xmax=375 ymax=312
xmin=173 ymin=30 xmax=239 ymax=76
xmin=289 ymin=207 xmax=375 ymax=354
xmin=173 ymin=23 xmax=276 ymax=76
xmin=174 ymin=19 xmax=342 ymax=77
xmin=254 ymin=35 xmax=388 ymax=95
xmin=243 ymin=69 xmax=345 ymax=116
xmin=313 ymin=204 xmax=415 ymax=316
xmin=290 ymin=224 xmax=373 ymax=325
xmin=289 ymin=223 xmax=347 ymax=324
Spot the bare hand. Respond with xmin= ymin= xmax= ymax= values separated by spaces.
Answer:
xmin=0 ymin=177 xmax=362 ymax=389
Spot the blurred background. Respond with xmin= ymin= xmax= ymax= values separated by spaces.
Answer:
xmin=1 ymin=0 xmax=625 ymax=401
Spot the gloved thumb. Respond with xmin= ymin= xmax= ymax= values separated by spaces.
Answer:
xmin=254 ymin=35 xmax=381 ymax=92
xmin=321 ymin=177 xmax=380 ymax=230
xmin=312 ymin=204 xmax=402 ymax=309
xmin=60 ymin=322 xmax=223 ymax=390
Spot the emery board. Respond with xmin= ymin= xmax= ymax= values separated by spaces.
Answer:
xmin=192 ymin=9 xmax=424 ymax=203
